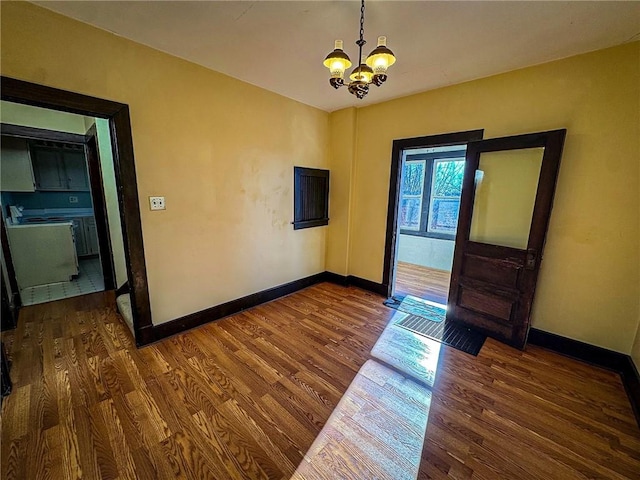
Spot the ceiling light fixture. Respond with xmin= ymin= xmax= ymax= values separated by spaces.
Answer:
xmin=323 ymin=0 xmax=396 ymax=100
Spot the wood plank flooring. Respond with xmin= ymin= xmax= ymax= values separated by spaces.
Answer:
xmin=394 ymin=262 xmax=451 ymax=303
xmin=2 ymin=284 xmax=639 ymax=479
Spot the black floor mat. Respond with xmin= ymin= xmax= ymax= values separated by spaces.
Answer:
xmin=395 ymin=314 xmax=486 ymax=356
xmin=389 ymin=307 xmax=486 ymax=356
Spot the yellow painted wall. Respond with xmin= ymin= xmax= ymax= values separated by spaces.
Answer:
xmin=326 ymin=108 xmax=357 ymax=275
xmin=329 ymin=42 xmax=640 ymax=353
xmin=1 ymin=2 xmax=329 ymax=325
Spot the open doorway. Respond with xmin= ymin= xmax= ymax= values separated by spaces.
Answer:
xmin=1 ymin=106 xmax=119 ymax=307
xmin=381 ymin=129 xmax=486 ymax=356
xmin=0 ymin=77 xmax=153 ymax=346
xmin=383 ymin=130 xmax=484 ymax=305
xmin=393 ymin=144 xmax=466 ymax=304
xmin=384 ymin=129 xmax=566 ymax=352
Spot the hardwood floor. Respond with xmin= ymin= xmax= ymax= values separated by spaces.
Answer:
xmin=394 ymin=262 xmax=451 ymax=304
xmin=2 ymin=284 xmax=639 ymax=479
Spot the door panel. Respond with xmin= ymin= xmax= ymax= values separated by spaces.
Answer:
xmin=447 ymin=130 xmax=566 ymax=349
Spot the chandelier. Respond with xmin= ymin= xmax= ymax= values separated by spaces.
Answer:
xmin=322 ymin=0 xmax=396 ymax=100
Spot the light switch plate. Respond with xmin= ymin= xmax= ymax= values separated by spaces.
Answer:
xmin=149 ymin=196 xmax=165 ymax=211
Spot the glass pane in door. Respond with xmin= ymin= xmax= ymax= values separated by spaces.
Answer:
xmin=469 ymin=147 xmax=544 ymax=249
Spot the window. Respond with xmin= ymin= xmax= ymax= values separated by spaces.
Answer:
xmin=293 ymin=167 xmax=329 ymax=230
xmin=399 ymin=160 xmax=426 ymax=231
xmin=399 ymin=148 xmax=465 ymax=240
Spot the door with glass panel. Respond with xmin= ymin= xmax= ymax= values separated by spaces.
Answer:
xmin=446 ymin=130 xmax=566 ymax=349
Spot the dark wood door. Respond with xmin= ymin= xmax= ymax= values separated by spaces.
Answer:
xmin=446 ymin=130 xmax=566 ymax=349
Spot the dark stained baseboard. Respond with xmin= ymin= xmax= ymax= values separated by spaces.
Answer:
xmin=529 ymin=328 xmax=640 ymax=427
xmin=623 ymin=356 xmax=640 ymax=426
xmin=323 ymin=272 xmax=388 ymax=296
xmin=147 ymin=271 xmax=387 ymax=345
xmin=323 ymin=271 xmax=349 ymax=286
xmin=150 ymin=272 xmax=327 ymax=344
xmin=346 ymin=276 xmax=389 ymax=296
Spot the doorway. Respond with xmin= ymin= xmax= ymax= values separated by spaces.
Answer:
xmin=1 ymin=116 xmax=114 ymax=306
xmin=0 ymin=77 xmax=153 ymax=346
xmin=383 ymin=130 xmax=484 ymax=305
xmin=384 ymin=128 xmax=566 ymax=351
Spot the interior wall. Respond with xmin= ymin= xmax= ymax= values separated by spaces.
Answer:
xmin=397 ymin=235 xmax=454 ymax=272
xmin=1 ymin=2 xmax=329 ymax=325
xmin=0 ymin=100 xmax=90 ymax=134
xmin=326 ymin=108 xmax=357 ymax=276
xmin=330 ymin=42 xmax=640 ymax=354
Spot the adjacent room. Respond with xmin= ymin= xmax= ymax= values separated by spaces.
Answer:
xmin=1 ymin=1 xmax=639 ymax=479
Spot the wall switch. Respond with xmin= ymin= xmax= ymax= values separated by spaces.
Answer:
xmin=149 ymin=196 xmax=165 ymax=211
xmin=69 ymin=196 xmax=78 ymax=204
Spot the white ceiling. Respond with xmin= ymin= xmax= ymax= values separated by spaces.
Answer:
xmin=34 ymin=1 xmax=640 ymax=112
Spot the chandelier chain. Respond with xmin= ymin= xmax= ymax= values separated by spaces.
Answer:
xmin=354 ymin=0 xmax=366 ymax=76
xmin=359 ymin=0 xmax=365 ymax=43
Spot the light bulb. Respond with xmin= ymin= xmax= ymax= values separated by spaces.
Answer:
xmin=365 ymin=36 xmax=396 ymax=75
xmin=349 ymin=64 xmax=374 ymax=84
xmin=323 ymin=39 xmax=352 ymax=79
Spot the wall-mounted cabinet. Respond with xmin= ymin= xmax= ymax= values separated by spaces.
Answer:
xmin=30 ymin=142 xmax=89 ymax=191
xmin=0 ymin=136 xmax=36 ymax=192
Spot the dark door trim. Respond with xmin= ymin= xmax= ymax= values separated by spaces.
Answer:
xmin=383 ymin=129 xmax=484 ymax=297
xmin=85 ymin=124 xmax=116 ymax=290
xmin=0 ymin=214 xmax=21 ymax=315
xmin=1 ymin=76 xmax=154 ymax=346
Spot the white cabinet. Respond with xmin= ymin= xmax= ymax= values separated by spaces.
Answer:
xmin=72 ymin=216 xmax=99 ymax=257
xmin=0 ymin=136 xmax=36 ymax=192
xmin=72 ymin=218 xmax=87 ymax=256
xmin=84 ymin=217 xmax=99 ymax=255
xmin=6 ymin=223 xmax=78 ymax=289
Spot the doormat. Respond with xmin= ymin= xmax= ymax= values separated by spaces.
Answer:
xmin=383 ymin=295 xmax=446 ymax=322
xmin=395 ymin=313 xmax=486 ymax=356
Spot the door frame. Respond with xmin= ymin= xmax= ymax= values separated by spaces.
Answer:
xmin=84 ymin=123 xmax=117 ymax=290
xmin=1 ymin=122 xmax=116 ymax=291
xmin=383 ymin=129 xmax=484 ymax=298
xmin=1 ymin=76 xmax=154 ymax=346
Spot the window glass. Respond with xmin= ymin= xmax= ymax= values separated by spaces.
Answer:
xmin=427 ymin=159 xmax=465 ymax=235
xmin=399 ymin=160 xmax=425 ymax=230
